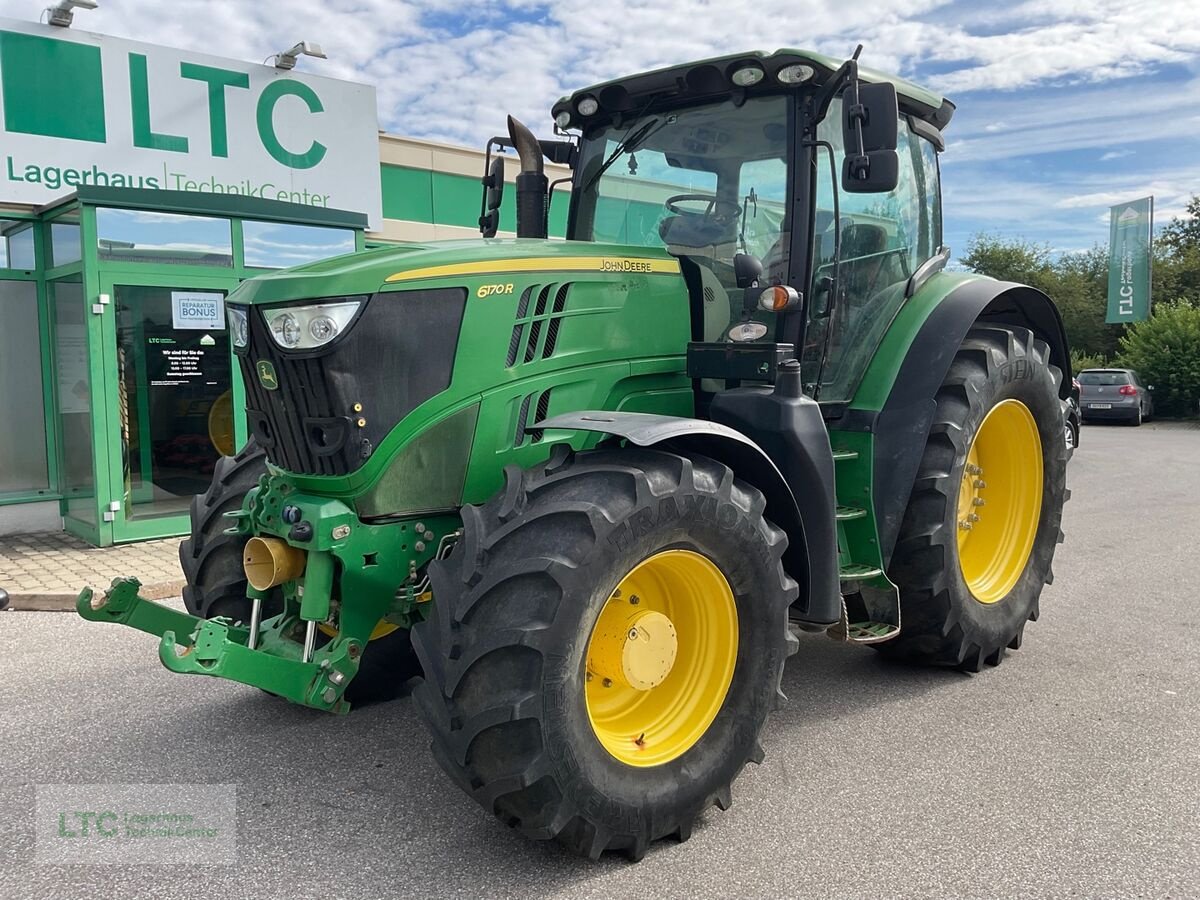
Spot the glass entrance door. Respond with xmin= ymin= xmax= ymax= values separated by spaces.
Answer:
xmin=101 ymin=273 xmax=242 ymax=541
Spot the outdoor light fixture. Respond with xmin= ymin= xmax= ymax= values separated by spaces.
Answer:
xmin=776 ymin=63 xmax=816 ymax=84
xmin=273 ymin=41 xmax=327 ymax=70
xmin=45 ymin=0 xmax=97 ymax=27
xmin=730 ymin=64 xmax=765 ymax=87
xmin=576 ymin=95 xmax=599 ymax=117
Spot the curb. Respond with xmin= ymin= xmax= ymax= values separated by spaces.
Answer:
xmin=4 ymin=579 xmax=186 ymax=612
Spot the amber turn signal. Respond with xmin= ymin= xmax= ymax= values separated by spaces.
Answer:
xmin=758 ymin=285 xmax=802 ymax=311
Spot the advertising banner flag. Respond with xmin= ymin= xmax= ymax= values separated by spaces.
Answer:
xmin=1106 ymin=197 xmax=1153 ymax=323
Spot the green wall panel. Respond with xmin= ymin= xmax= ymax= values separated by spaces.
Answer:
xmin=380 ymin=165 xmax=434 ymax=223
xmin=380 ymin=164 xmax=568 ymax=238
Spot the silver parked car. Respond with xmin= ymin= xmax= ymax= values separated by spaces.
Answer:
xmin=1078 ymin=368 xmax=1154 ymax=426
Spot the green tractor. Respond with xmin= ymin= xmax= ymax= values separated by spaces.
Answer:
xmin=78 ymin=48 xmax=1070 ymax=860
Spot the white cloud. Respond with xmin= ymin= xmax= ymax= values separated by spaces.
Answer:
xmin=1100 ymin=150 xmax=1134 ymax=161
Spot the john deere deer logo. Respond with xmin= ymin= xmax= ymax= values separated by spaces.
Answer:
xmin=256 ymin=360 xmax=278 ymax=390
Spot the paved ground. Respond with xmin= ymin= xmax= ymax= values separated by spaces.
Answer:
xmin=1 ymin=423 xmax=1197 ymax=899
xmin=0 ymin=532 xmax=183 ymax=608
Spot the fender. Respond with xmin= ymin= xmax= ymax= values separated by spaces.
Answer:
xmin=839 ymin=273 xmax=1072 ymax=565
xmin=538 ymin=410 xmax=841 ymax=627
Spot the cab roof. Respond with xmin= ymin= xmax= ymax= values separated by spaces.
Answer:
xmin=552 ymin=48 xmax=954 ymax=133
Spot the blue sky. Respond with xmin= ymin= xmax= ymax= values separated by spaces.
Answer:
xmin=3 ymin=0 xmax=1197 ymax=254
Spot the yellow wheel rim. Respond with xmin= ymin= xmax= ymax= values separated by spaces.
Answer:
xmin=957 ymin=399 xmax=1043 ymax=604
xmin=208 ymin=389 xmax=235 ymax=457
xmin=585 ymin=549 xmax=738 ymax=767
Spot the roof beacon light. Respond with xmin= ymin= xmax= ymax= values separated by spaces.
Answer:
xmin=731 ymin=64 xmax=765 ymax=87
xmin=46 ymin=0 xmax=97 ymax=27
xmin=273 ymin=41 xmax=327 ymax=70
xmin=576 ymin=95 xmax=599 ymax=117
xmin=776 ymin=63 xmax=816 ymax=85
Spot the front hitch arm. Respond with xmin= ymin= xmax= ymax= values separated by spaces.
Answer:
xmin=77 ymin=577 xmax=359 ymax=714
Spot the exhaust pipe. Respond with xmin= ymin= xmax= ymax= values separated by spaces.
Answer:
xmin=243 ymin=536 xmax=306 ymax=591
xmin=507 ymin=115 xmax=548 ymax=239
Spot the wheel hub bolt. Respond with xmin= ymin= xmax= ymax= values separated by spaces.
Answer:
xmin=602 ymin=678 xmax=613 ymax=688
xmin=969 ymin=513 xmax=980 ymax=523
xmin=629 ymin=594 xmax=640 ymax=605
xmin=973 ymin=497 xmax=986 ymax=507
xmin=628 ymin=627 xmax=639 ymax=640
xmin=975 ymin=479 xmax=987 ymax=489
xmin=959 ymin=520 xmax=973 ymax=531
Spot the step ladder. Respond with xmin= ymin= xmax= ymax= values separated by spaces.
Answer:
xmin=828 ymin=445 xmax=901 ymax=644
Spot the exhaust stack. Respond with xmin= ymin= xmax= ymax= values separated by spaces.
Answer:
xmin=507 ymin=115 xmax=548 ymax=239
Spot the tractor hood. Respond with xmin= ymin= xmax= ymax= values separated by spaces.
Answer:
xmin=228 ymin=239 xmax=681 ymax=307
xmin=230 ymin=238 xmax=684 ymax=478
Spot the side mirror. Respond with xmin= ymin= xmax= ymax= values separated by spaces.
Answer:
xmin=841 ymin=81 xmax=900 ymax=194
xmin=733 ymin=252 xmax=763 ymax=289
xmin=479 ymin=156 xmax=505 ymax=238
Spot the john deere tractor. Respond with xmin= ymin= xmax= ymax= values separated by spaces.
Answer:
xmin=78 ymin=48 xmax=1070 ymax=860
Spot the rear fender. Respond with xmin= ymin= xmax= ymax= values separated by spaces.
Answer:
xmin=538 ymin=410 xmax=837 ymax=625
xmin=846 ymin=273 xmax=1072 ymax=564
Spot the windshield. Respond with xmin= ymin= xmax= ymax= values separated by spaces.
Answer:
xmin=572 ymin=97 xmax=789 ymax=255
xmin=570 ymin=96 xmax=791 ymax=344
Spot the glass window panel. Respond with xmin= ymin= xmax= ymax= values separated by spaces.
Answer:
xmin=0 ymin=280 xmax=49 ymax=493
xmin=806 ymin=101 xmax=931 ymax=401
xmin=2 ymin=221 xmax=36 ymax=269
xmin=114 ymin=284 xmax=231 ymax=521
xmin=97 ymin=209 xmax=232 ymax=267
xmin=49 ymin=210 xmax=82 ymax=267
xmin=242 ymin=221 xmax=356 ymax=268
xmin=51 ymin=277 xmax=96 ymax=523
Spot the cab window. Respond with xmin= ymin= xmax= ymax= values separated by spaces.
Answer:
xmin=804 ymin=98 xmax=942 ymax=400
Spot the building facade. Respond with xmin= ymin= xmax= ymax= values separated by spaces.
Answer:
xmin=0 ymin=17 xmax=569 ymax=545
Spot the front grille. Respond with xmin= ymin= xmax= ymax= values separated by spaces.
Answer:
xmin=238 ymin=288 xmax=468 ymax=476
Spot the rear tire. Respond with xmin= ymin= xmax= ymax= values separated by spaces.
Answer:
xmin=412 ymin=446 xmax=797 ymax=860
xmin=180 ymin=438 xmax=418 ymax=705
xmin=879 ymin=325 xmax=1068 ymax=670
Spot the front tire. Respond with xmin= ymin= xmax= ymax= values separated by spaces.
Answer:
xmin=880 ymin=325 xmax=1068 ymax=670
xmin=180 ymin=439 xmax=418 ymax=704
xmin=412 ymin=447 xmax=797 ymax=860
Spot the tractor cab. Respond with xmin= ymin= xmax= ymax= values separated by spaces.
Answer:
xmin=491 ymin=49 xmax=953 ymax=404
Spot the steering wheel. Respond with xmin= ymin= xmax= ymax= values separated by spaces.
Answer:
xmin=665 ymin=194 xmax=741 ymax=226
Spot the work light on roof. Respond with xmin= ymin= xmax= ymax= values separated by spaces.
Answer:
xmin=730 ymin=64 xmax=765 ymax=87
xmin=45 ymin=0 xmax=97 ymax=27
xmin=576 ymin=95 xmax=599 ymax=117
xmin=776 ymin=63 xmax=816 ymax=84
xmin=555 ymin=110 xmax=572 ymax=129
xmin=273 ymin=41 xmax=327 ymax=70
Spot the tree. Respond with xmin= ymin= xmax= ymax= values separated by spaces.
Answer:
xmin=1159 ymin=195 xmax=1200 ymax=256
xmin=1117 ymin=301 xmax=1200 ymax=417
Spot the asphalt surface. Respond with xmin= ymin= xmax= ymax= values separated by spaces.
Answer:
xmin=2 ymin=422 xmax=1197 ymax=899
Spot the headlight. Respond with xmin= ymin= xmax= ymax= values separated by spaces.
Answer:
xmin=228 ymin=305 xmax=249 ymax=349
xmin=262 ymin=300 xmax=362 ymax=350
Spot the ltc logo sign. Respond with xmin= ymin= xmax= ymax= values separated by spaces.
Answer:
xmin=0 ymin=18 xmax=381 ymax=226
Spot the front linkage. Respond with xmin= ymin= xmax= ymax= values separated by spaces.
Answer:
xmin=77 ymin=472 xmax=458 ymax=713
